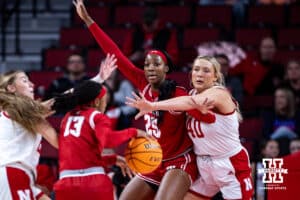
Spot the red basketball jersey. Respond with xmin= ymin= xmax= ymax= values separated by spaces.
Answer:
xmin=141 ymin=84 xmax=193 ymax=160
xmin=89 ymin=23 xmax=193 ymax=160
xmin=59 ymin=107 xmax=137 ymax=172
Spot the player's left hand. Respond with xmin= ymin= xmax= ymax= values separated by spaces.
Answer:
xmin=126 ymin=92 xmax=154 ymax=120
xmin=73 ymin=0 xmax=90 ymax=22
xmin=191 ymin=96 xmax=214 ymax=114
xmin=116 ymin=155 xmax=135 ymax=179
xmin=99 ymin=53 xmax=118 ymax=82
xmin=41 ymin=98 xmax=56 ymax=117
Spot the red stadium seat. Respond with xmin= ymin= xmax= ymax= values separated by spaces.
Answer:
xmin=248 ymin=5 xmax=285 ymax=27
xmin=103 ymin=27 xmax=132 ymax=47
xmin=178 ymin=48 xmax=198 ymax=68
xmin=289 ymin=5 xmax=300 ymax=26
xmin=195 ymin=6 xmax=232 ymax=31
xmin=60 ymin=28 xmax=95 ymax=48
xmin=29 ymin=71 xmax=62 ymax=89
xmin=29 ymin=71 xmax=63 ymax=97
xmin=47 ymin=116 xmax=63 ymax=131
xmin=235 ymin=28 xmax=272 ymax=50
xmin=245 ymin=50 xmax=260 ymax=60
xmin=87 ymin=49 xmax=106 ymax=69
xmin=278 ymin=28 xmax=300 ymax=49
xmin=183 ymin=28 xmax=220 ymax=49
xmin=73 ymin=7 xmax=110 ymax=27
xmin=114 ymin=6 xmax=145 ymax=26
xmin=41 ymin=139 xmax=58 ymax=159
xmin=167 ymin=71 xmax=191 ymax=90
xmin=239 ymin=118 xmax=263 ymax=140
xmin=44 ymin=49 xmax=80 ymax=69
xmin=86 ymin=0 xmax=120 ymax=4
xmin=241 ymin=140 xmax=254 ymax=160
xmin=157 ymin=6 xmax=191 ymax=26
xmin=274 ymin=50 xmax=300 ymax=66
xmin=242 ymin=95 xmax=273 ymax=112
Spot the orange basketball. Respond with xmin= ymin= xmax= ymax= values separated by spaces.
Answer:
xmin=125 ymin=137 xmax=162 ymax=174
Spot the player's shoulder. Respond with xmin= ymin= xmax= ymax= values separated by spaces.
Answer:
xmin=204 ymin=86 xmax=231 ymax=97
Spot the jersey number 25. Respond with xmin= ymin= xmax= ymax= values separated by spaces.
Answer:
xmin=144 ymin=114 xmax=161 ymax=138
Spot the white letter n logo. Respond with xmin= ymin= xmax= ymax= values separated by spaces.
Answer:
xmin=17 ymin=189 xmax=31 ymax=200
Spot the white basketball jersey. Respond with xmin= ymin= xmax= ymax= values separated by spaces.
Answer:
xmin=0 ymin=111 xmax=41 ymax=177
xmin=187 ymin=89 xmax=242 ymax=157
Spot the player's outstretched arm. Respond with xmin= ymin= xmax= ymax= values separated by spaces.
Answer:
xmin=36 ymin=122 xmax=58 ymax=149
xmin=126 ymin=91 xmax=215 ymax=120
xmin=73 ymin=0 xmax=146 ymax=88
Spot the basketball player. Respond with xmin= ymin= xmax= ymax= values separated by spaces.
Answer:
xmin=0 ymin=54 xmax=116 ymax=200
xmin=73 ymin=1 xmax=216 ymax=199
xmin=0 ymin=70 xmax=58 ymax=200
xmin=127 ymin=56 xmax=254 ymax=200
xmin=52 ymin=80 xmax=148 ymax=200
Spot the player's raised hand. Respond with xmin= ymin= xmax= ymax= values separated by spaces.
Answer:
xmin=126 ymin=92 xmax=154 ymax=119
xmin=99 ymin=53 xmax=118 ymax=81
xmin=73 ymin=0 xmax=93 ymax=25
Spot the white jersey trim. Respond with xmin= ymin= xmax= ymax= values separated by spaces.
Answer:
xmin=89 ymin=110 xmax=101 ymax=130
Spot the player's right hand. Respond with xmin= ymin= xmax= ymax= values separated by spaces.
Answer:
xmin=73 ymin=0 xmax=93 ymax=25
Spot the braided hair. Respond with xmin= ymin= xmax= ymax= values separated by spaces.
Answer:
xmin=52 ymin=80 xmax=105 ymax=112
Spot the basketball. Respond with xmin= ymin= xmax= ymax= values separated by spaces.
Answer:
xmin=125 ymin=137 xmax=163 ymax=174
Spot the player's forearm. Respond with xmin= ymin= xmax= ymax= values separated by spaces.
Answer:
xmin=83 ymin=16 xmax=94 ymax=27
xmin=99 ymin=127 xmax=137 ymax=148
xmin=88 ymin=22 xmax=145 ymax=88
xmin=37 ymin=123 xmax=58 ymax=149
xmin=152 ymin=96 xmax=196 ymax=111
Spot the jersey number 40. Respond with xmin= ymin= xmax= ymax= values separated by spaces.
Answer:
xmin=186 ymin=117 xmax=204 ymax=138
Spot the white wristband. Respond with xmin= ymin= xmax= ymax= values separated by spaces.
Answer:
xmin=91 ymin=75 xmax=104 ymax=84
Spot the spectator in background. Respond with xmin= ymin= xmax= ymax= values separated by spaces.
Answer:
xmin=122 ymin=6 xmax=179 ymax=66
xmin=262 ymin=87 xmax=300 ymax=140
xmin=289 ymin=138 xmax=300 ymax=154
xmin=199 ymin=0 xmax=249 ymax=26
xmin=255 ymin=36 xmax=285 ymax=95
xmin=281 ymin=60 xmax=300 ymax=108
xmin=44 ymin=54 xmax=90 ymax=101
xmin=215 ymin=54 xmax=243 ymax=104
xmin=104 ymin=70 xmax=137 ymax=129
xmin=258 ymin=0 xmax=296 ymax=4
xmin=251 ymin=139 xmax=279 ymax=200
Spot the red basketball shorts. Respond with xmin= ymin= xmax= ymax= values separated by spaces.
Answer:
xmin=137 ymin=150 xmax=198 ymax=186
xmin=54 ymin=174 xmax=114 ymax=200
